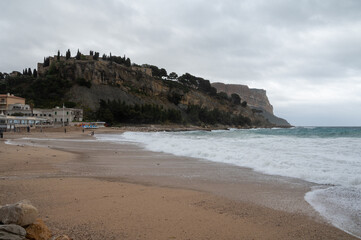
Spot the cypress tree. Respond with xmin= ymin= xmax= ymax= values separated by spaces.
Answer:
xmin=43 ymin=57 xmax=50 ymax=67
xmin=125 ymin=58 xmax=131 ymax=67
xmin=66 ymin=49 xmax=71 ymax=60
xmin=57 ymin=50 xmax=60 ymax=60
xmin=33 ymin=69 xmax=37 ymax=78
xmin=93 ymin=52 xmax=99 ymax=60
xmin=28 ymin=68 xmax=32 ymax=76
xmin=76 ymin=49 xmax=81 ymax=60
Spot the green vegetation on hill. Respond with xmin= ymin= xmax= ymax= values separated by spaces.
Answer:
xmin=0 ymin=73 xmax=73 ymax=108
xmin=96 ymin=100 xmax=182 ymax=125
xmin=186 ymin=105 xmax=251 ymax=126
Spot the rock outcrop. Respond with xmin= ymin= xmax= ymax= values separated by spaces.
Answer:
xmin=211 ymin=82 xmax=273 ymax=114
xmin=0 ymin=200 xmax=38 ymax=226
xmin=0 ymin=224 xmax=26 ymax=240
xmin=25 ymin=219 xmax=52 ymax=240
xmin=212 ymin=82 xmax=291 ymax=126
xmin=0 ymin=200 xmax=72 ymax=240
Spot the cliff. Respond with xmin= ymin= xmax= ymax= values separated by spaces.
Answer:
xmin=211 ymin=82 xmax=273 ymax=114
xmin=38 ymin=58 xmax=232 ymax=113
xmin=212 ymin=82 xmax=290 ymax=126
xmin=1 ymin=52 xmax=290 ymax=127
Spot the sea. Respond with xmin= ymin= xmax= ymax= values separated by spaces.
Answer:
xmin=96 ymin=127 xmax=361 ymax=238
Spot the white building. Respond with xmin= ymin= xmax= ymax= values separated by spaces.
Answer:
xmin=0 ymin=114 xmax=47 ymax=132
xmin=6 ymin=103 xmax=32 ymax=116
xmin=32 ymin=107 xmax=83 ymax=125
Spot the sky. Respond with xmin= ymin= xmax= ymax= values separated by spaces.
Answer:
xmin=1 ymin=0 xmax=361 ymax=126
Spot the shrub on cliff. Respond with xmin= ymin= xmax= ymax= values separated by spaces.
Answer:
xmin=231 ymin=93 xmax=241 ymax=105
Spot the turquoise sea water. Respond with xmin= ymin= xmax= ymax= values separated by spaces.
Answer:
xmin=96 ymin=127 xmax=361 ymax=238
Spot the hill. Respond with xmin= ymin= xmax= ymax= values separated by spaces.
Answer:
xmin=0 ymin=50 xmax=289 ymax=128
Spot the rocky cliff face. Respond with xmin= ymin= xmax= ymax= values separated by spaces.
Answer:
xmin=211 ymin=82 xmax=273 ymax=114
xmin=212 ymin=82 xmax=290 ymax=126
xmin=35 ymin=56 xmax=285 ymax=127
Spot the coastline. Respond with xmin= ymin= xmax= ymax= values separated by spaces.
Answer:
xmin=0 ymin=128 xmax=358 ymax=239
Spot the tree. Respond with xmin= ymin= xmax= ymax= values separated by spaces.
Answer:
xmin=44 ymin=57 xmax=50 ymax=67
xmin=33 ymin=69 xmax=37 ymax=78
xmin=93 ymin=52 xmax=99 ymax=60
xmin=28 ymin=68 xmax=32 ymax=76
xmin=76 ymin=49 xmax=81 ymax=60
xmin=57 ymin=50 xmax=60 ymax=60
xmin=90 ymin=50 xmax=94 ymax=56
xmin=125 ymin=58 xmax=131 ymax=67
xmin=218 ymin=92 xmax=229 ymax=101
xmin=159 ymin=68 xmax=167 ymax=77
xmin=168 ymin=72 xmax=178 ymax=80
xmin=241 ymin=101 xmax=248 ymax=107
xmin=66 ymin=49 xmax=71 ymax=60
xmin=231 ymin=93 xmax=241 ymax=105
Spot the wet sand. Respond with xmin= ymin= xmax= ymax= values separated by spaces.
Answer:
xmin=0 ymin=128 xmax=358 ymax=239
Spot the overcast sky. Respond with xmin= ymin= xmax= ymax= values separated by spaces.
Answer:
xmin=1 ymin=0 xmax=361 ymax=126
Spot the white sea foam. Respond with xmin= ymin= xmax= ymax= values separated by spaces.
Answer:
xmin=98 ymin=131 xmax=361 ymax=188
xmin=305 ymin=187 xmax=361 ymax=238
xmin=96 ymin=128 xmax=361 ymax=238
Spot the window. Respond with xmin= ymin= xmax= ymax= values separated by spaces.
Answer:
xmin=67 ymin=112 xmax=69 ymax=115
xmin=55 ymin=112 xmax=57 ymax=115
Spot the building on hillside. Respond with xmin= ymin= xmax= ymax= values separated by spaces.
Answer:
xmin=0 ymin=93 xmax=27 ymax=115
xmin=32 ymin=107 xmax=83 ymax=125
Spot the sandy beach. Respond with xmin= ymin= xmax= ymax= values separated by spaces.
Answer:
xmin=0 ymin=128 xmax=358 ymax=240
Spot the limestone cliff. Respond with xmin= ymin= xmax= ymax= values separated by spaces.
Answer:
xmin=32 ymin=55 xmax=288 ymax=127
xmin=212 ymin=82 xmax=290 ymax=126
xmin=211 ymin=82 xmax=273 ymax=114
